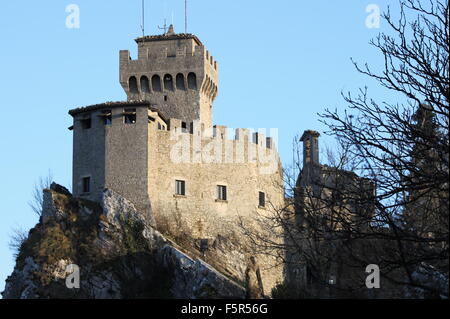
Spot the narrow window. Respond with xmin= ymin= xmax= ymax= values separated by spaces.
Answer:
xmin=140 ymin=76 xmax=150 ymax=93
xmin=124 ymin=108 xmax=136 ymax=124
xmin=164 ymin=95 xmax=168 ymax=102
xmin=129 ymin=76 xmax=138 ymax=94
xmin=259 ymin=192 xmax=266 ymax=207
xmin=266 ymin=137 xmax=272 ymax=149
xmin=175 ymin=180 xmax=186 ymax=196
xmin=217 ymin=185 xmax=227 ymax=201
xmin=82 ymin=177 xmax=90 ymax=193
xmin=151 ymin=75 xmax=162 ymax=92
xmin=164 ymin=74 xmax=174 ymax=91
xmin=158 ymin=122 xmax=162 ymax=130
xmin=101 ymin=110 xmax=112 ymax=125
xmin=187 ymin=72 xmax=197 ymax=90
xmin=176 ymin=73 xmax=186 ymax=90
xmin=81 ymin=118 xmax=91 ymax=129
xmin=181 ymin=122 xmax=187 ymax=133
xmin=253 ymin=132 xmax=259 ymax=144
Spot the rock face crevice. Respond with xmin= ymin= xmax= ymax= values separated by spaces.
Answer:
xmin=2 ymin=184 xmax=245 ymax=299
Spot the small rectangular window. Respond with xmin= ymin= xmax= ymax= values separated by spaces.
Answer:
xmin=217 ymin=185 xmax=227 ymax=201
xmin=259 ymin=192 xmax=266 ymax=207
xmin=82 ymin=177 xmax=90 ymax=193
xmin=81 ymin=118 xmax=91 ymax=129
xmin=181 ymin=122 xmax=187 ymax=133
xmin=253 ymin=132 xmax=259 ymax=144
xmin=266 ymin=137 xmax=272 ymax=149
xmin=175 ymin=180 xmax=186 ymax=196
xmin=101 ymin=110 xmax=112 ymax=125
xmin=124 ymin=108 xmax=137 ymax=124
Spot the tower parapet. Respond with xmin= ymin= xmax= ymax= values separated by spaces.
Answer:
xmin=120 ymin=25 xmax=218 ymax=129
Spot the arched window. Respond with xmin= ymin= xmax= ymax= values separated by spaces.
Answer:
xmin=152 ymin=75 xmax=162 ymax=92
xmin=176 ymin=73 xmax=186 ymax=90
xmin=164 ymin=74 xmax=174 ymax=91
xmin=187 ymin=72 xmax=197 ymax=90
xmin=140 ymin=76 xmax=150 ymax=93
xmin=129 ymin=76 xmax=138 ymax=94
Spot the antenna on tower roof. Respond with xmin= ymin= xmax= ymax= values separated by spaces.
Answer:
xmin=140 ymin=0 xmax=145 ymax=37
xmin=185 ymin=0 xmax=188 ymax=33
xmin=158 ymin=0 xmax=169 ymax=34
xmin=158 ymin=18 xmax=168 ymax=34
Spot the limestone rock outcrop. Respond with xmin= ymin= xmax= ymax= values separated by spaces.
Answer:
xmin=2 ymin=184 xmax=245 ymax=299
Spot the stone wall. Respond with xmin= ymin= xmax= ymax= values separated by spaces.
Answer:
xmin=72 ymin=109 xmax=106 ymax=203
xmin=72 ymin=103 xmax=153 ymax=222
xmin=147 ymin=117 xmax=285 ymax=293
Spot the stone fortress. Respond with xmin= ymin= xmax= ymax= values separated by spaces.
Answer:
xmin=68 ymin=25 xmax=285 ymax=293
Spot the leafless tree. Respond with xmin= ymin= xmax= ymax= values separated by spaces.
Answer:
xmin=317 ymin=0 xmax=448 ymax=297
xmin=8 ymin=227 xmax=29 ymax=259
xmin=242 ymin=0 xmax=448 ymax=299
xmin=28 ymin=171 xmax=53 ymax=217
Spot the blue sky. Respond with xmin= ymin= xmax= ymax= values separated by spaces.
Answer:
xmin=0 ymin=0 xmax=398 ymax=293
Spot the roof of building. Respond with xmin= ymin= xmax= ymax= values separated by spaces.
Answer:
xmin=297 ymin=163 xmax=374 ymax=188
xmin=300 ymin=130 xmax=321 ymax=141
xmin=68 ymin=100 xmax=168 ymax=122
xmin=135 ymin=32 xmax=203 ymax=46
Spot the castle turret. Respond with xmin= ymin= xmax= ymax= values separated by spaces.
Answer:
xmin=119 ymin=25 xmax=218 ymax=130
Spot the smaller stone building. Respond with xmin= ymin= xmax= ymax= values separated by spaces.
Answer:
xmin=285 ymin=130 xmax=376 ymax=298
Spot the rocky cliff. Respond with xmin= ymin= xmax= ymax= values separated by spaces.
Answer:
xmin=2 ymin=184 xmax=247 ymax=299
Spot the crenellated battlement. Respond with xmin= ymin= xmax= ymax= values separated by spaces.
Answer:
xmin=119 ymin=25 xmax=218 ymax=129
xmin=160 ymin=120 xmax=279 ymax=170
xmin=205 ymin=50 xmax=218 ymax=71
xmin=120 ymin=46 xmax=217 ymax=74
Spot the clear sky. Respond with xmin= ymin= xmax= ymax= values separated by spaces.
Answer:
xmin=0 ymin=0 xmax=398 ymax=294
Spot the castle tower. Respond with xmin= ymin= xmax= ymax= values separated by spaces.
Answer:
xmin=119 ymin=25 xmax=218 ymax=130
